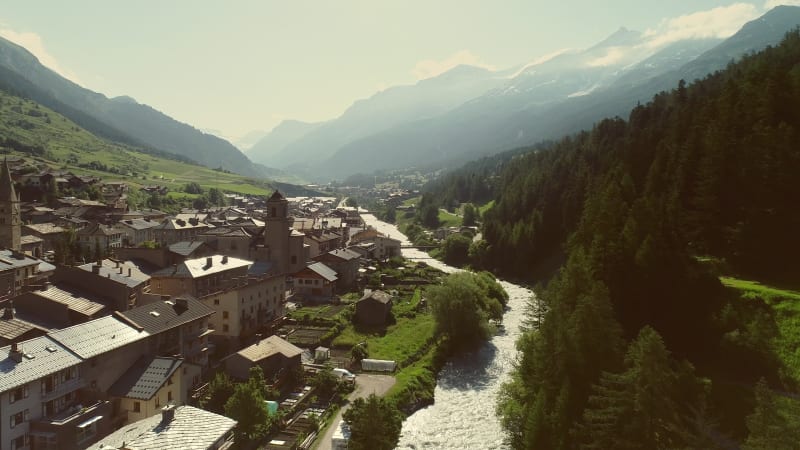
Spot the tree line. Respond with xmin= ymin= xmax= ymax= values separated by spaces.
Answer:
xmin=420 ymin=30 xmax=800 ymax=448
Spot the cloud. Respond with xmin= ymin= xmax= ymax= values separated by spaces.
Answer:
xmin=643 ymin=3 xmax=761 ymax=48
xmin=412 ymin=50 xmax=495 ymax=80
xmin=0 ymin=26 xmax=81 ymax=83
xmin=764 ymin=0 xmax=800 ymax=8
xmin=587 ymin=47 xmax=628 ymax=67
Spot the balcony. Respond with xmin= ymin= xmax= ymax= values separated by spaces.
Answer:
xmin=41 ymin=378 xmax=87 ymax=402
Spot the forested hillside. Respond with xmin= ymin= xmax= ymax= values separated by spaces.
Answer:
xmin=477 ymin=31 xmax=800 ymax=448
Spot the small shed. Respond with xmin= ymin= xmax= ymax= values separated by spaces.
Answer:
xmin=224 ymin=335 xmax=303 ymax=382
xmin=361 ymin=358 xmax=397 ymax=372
xmin=315 ymin=346 xmax=330 ymax=362
xmin=355 ymin=290 xmax=393 ymax=326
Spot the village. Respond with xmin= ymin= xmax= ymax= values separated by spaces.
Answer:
xmin=0 ymin=157 xmax=444 ymax=450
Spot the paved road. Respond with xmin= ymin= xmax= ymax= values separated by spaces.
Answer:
xmin=314 ymin=374 xmax=396 ymax=450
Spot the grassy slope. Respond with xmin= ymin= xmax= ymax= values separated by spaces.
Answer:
xmin=0 ymin=90 xmax=275 ymax=195
xmin=721 ymin=276 xmax=800 ymax=379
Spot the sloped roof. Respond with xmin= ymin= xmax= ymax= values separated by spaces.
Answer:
xmin=0 ymin=336 xmax=82 ymax=393
xmin=359 ymin=290 xmax=393 ymax=305
xmin=76 ymin=259 xmax=150 ymax=288
xmin=118 ymin=218 xmax=160 ymax=231
xmin=268 ymin=190 xmax=285 ymax=201
xmin=23 ymin=223 xmax=65 ymax=235
xmin=167 ymin=240 xmax=208 ymax=257
xmin=304 ymin=262 xmax=338 ymax=282
xmin=0 ymin=250 xmax=41 ymax=271
xmin=327 ymin=248 xmax=361 ymax=261
xmin=0 ymin=309 xmax=46 ymax=341
xmin=87 ymin=405 xmax=236 ymax=450
xmin=152 ymin=254 xmax=251 ymax=279
xmin=118 ymin=296 xmax=214 ymax=335
xmin=234 ymin=335 xmax=302 ymax=363
xmin=25 ymin=283 xmax=107 ymax=317
xmin=47 ymin=315 xmax=149 ymax=359
xmin=108 ymin=356 xmax=182 ymax=400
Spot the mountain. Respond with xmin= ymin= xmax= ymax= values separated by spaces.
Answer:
xmin=247 ymin=120 xmax=322 ymax=166
xmin=294 ymin=6 xmax=800 ymax=181
xmin=234 ymin=129 xmax=270 ymax=151
xmin=247 ymin=64 xmax=512 ymax=172
xmin=0 ymin=36 xmax=270 ymax=178
xmin=489 ymin=28 xmax=800 ymax=448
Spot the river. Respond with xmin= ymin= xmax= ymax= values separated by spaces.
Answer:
xmin=361 ymin=214 xmax=532 ymax=450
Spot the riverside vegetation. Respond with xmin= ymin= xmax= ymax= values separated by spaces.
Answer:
xmin=420 ymin=30 xmax=800 ymax=448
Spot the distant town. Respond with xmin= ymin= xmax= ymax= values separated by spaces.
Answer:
xmin=0 ymin=157 xmax=417 ymax=450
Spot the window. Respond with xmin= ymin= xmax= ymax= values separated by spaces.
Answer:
xmin=222 ymin=311 xmax=229 ymax=319
xmin=133 ymin=402 xmax=141 ymax=413
xmin=167 ymin=391 xmax=173 ymax=402
xmin=214 ymin=299 xmax=219 ymax=305
xmin=11 ymin=434 xmax=28 ymax=450
xmin=223 ymin=324 xmax=229 ymax=332
xmin=10 ymin=409 xmax=28 ymax=428
xmin=10 ymin=385 xmax=29 ymax=403
xmin=155 ymin=397 xmax=161 ymax=408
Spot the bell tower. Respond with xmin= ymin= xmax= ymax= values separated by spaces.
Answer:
xmin=0 ymin=159 xmax=21 ymax=251
xmin=264 ymin=190 xmax=291 ymax=273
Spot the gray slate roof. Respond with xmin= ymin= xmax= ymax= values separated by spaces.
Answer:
xmin=118 ymin=296 xmax=214 ymax=335
xmin=76 ymin=259 xmax=150 ymax=288
xmin=47 ymin=315 xmax=149 ymax=359
xmin=305 ymin=262 xmax=338 ymax=282
xmin=167 ymin=240 xmax=208 ymax=257
xmin=359 ymin=290 xmax=393 ymax=305
xmin=0 ymin=250 xmax=41 ymax=271
xmin=26 ymin=283 xmax=107 ymax=317
xmin=0 ymin=336 xmax=82 ymax=393
xmin=108 ymin=356 xmax=182 ymax=400
xmin=118 ymin=218 xmax=160 ymax=231
xmin=327 ymin=248 xmax=361 ymax=261
xmin=87 ymin=405 xmax=236 ymax=450
xmin=0 ymin=311 xmax=45 ymax=341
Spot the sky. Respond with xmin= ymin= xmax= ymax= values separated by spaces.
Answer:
xmin=0 ymin=0 xmax=796 ymax=145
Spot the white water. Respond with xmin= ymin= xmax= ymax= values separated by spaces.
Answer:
xmin=361 ymin=214 xmax=532 ymax=449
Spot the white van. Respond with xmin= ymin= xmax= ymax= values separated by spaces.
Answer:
xmin=332 ymin=368 xmax=356 ymax=382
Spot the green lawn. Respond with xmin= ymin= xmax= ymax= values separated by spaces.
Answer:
xmin=722 ymin=276 xmax=800 ymax=379
xmin=478 ymin=200 xmax=495 ymax=216
xmin=437 ymin=209 xmax=461 ymax=228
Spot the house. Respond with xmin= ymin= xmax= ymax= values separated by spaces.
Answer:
xmin=292 ymin=262 xmax=338 ymax=302
xmin=355 ymin=290 xmax=393 ymax=326
xmin=52 ymin=259 xmax=151 ymax=311
xmin=151 ymin=218 xmax=210 ymax=246
xmin=107 ymin=356 xmax=185 ymax=425
xmin=149 ymin=255 xmax=285 ymax=343
xmin=76 ymin=223 xmax=124 ymax=255
xmin=117 ymin=295 xmax=214 ymax=373
xmin=197 ymin=226 xmax=253 ymax=260
xmin=303 ymin=230 xmax=343 ymax=259
xmin=0 ymin=337 xmax=89 ymax=450
xmin=0 ymin=249 xmax=47 ymax=297
xmin=12 ymin=283 xmax=108 ymax=328
xmin=313 ymin=248 xmax=361 ymax=290
xmin=23 ymin=223 xmax=65 ymax=252
xmin=86 ymin=405 xmax=236 ymax=450
xmin=373 ymin=235 xmax=402 ymax=260
xmin=224 ymin=335 xmax=302 ymax=382
xmin=20 ymin=235 xmax=44 ymax=258
xmin=117 ymin=218 xmax=160 ymax=246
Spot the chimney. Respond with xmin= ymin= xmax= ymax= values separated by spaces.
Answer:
xmin=176 ymin=297 xmax=188 ymax=310
xmin=92 ymin=263 xmax=101 ymax=275
xmin=222 ymin=255 xmax=228 ymax=264
xmin=10 ymin=342 xmax=23 ymax=363
xmin=119 ymin=266 xmax=123 ymax=274
xmin=206 ymin=257 xmax=212 ymax=268
xmin=161 ymin=404 xmax=175 ymax=424
xmin=128 ymin=268 xmax=132 ymax=277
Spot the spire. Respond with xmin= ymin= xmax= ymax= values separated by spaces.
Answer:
xmin=0 ymin=158 xmax=17 ymax=202
xmin=268 ymin=190 xmax=285 ymax=202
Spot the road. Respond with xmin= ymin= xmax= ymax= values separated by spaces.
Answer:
xmin=314 ymin=373 xmax=396 ymax=450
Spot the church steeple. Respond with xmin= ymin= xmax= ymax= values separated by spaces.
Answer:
xmin=0 ymin=159 xmax=21 ymax=251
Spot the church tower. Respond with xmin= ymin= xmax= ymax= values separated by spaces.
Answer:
xmin=0 ymin=159 xmax=21 ymax=251
xmin=263 ymin=190 xmax=291 ymax=273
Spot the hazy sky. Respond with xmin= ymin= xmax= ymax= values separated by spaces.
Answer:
xmin=0 ymin=1 xmax=794 ymax=144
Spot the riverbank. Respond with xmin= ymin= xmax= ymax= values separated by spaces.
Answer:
xmin=361 ymin=213 xmax=532 ymax=449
